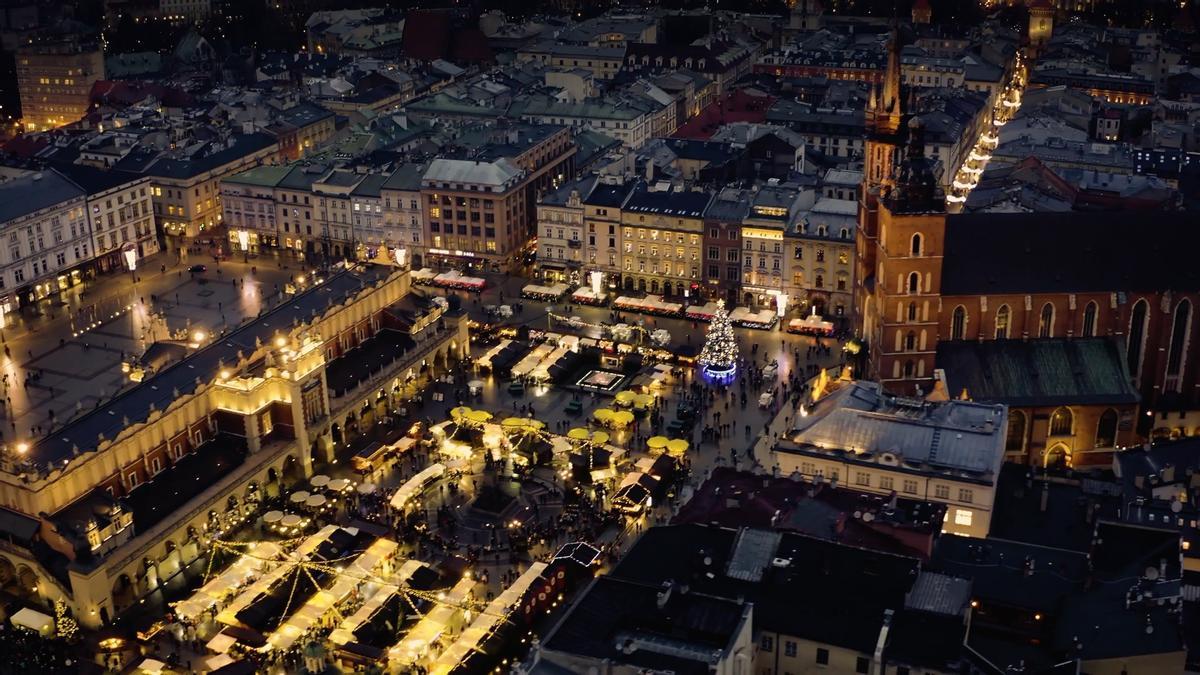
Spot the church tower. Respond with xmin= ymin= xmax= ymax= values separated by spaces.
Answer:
xmin=855 ymin=28 xmax=906 ymax=359
xmin=864 ymin=115 xmax=948 ymax=397
xmin=1028 ymin=0 xmax=1054 ymax=47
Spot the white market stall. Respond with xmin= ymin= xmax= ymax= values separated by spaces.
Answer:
xmin=329 ymin=559 xmax=427 ymax=646
xmin=174 ymin=541 xmax=283 ymax=622
xmin=392 ymin=576 xmax=477 ymax=666
xmin=571 ymin=285 xmax=608 ymax=306
xmin=430 ymin=563 xmax=548 ymax=675
xmin=729 ymin=306 xmax=777 ymax=329
xmin=390 ymin=463 xmax=447 ymax=510
xmin=520 ymin=282 xmax=569 ymax=301
xmin=265 ymin=537 xmax=400 ymax=653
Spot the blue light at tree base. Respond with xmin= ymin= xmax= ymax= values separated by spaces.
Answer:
xmin=702 ymin=363 xmax=737 ymax=383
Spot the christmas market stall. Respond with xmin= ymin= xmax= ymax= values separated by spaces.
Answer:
xmin=429 ymin=562 xmax=549 ymax=675
xmin=571 ymin=285 xmax=608 ymax=306
xmin=729 ymin=305 xmax=778 ymax=329
xmin=520 ymin=282 xmax=569 ymax=301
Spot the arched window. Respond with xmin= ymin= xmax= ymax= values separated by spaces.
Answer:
xmin=1006 ymin=411 xmax=1026 ymax=452
xmin=907 ymin=272 xmax=920 ymax=294
xmin=903 ymin=360 xmax=915 ymax=378
xmin=1038 ymin=303 xmax=1055 ymax=338
xmin=905 ymin=331 xmax=916 ymax=351
xmin=951 ymin=305 xmax=966 ymax=340
xmin=1095 ymin=409 xmax=1118 ymax=448
xmin=1050 ymin=407 xmax=1073 ymax=436
xmin=911 ymin=233 xmax=922 ymax=256
xmin=1081 ymin=301 xmax=1097 ymax=337
xmin=907 ymin=301 xmax=918 ymax=321
xmin=995 ymin=304 xmax=1011 ymax=339
xmin=1167 ymin=299 xmax=1192 ymax=377
xmin=1127 ymin=299 xmax=1149 ymax=377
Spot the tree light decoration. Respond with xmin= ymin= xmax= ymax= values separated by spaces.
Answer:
xmin=698 ymin=300 xmax=738 ymax=382
xmin=54 ymin=600 xmax=77 ymax=641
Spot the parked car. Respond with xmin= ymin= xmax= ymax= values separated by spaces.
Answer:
xmin=188 ymin=264 xmax=208 ymax=274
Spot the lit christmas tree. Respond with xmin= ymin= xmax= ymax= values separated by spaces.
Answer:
xmin=53 ymin=600 xmax=77 ymax=642
xmin=698 ymin=300 xmax=738 ymax=381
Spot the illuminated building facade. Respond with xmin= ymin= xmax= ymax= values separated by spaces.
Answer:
xmin=15 ymin=37 xmax=105 ymax=131
xmin=0 ymin=265 xmax=467 ymax=627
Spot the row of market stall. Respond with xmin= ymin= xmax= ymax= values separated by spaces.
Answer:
xmin=412 ymin=269 xmax=486 ymax=292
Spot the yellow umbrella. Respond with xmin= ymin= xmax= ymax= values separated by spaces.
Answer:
xmin=593 ymin=408 xmax=614 ymax=421
xmin=633 ymin=394 xmax=655 ymax=408
xmin=567 ymin=428 xmax=590 ymax=440
xmin=527 ymin=419 xmax=546 ymax=430
xmin=450 ymin=406 xmax=472 ymax=420
xmin=591 ymin=431 xmax=610 ymax=445
xmin=667 ymin=438 xmax=689 ymax=456
xmin=646 ymin=436 xmax=669 ymax=450
xmin=465 ymin=409 xmax=493 ymax=424
xmin=501 ymin=417 xmax=527 ymax=428
xmin=611 ymin=410 xmax=635 ymax=427
xmin=614 ymin=391 xmax=636 ymax=407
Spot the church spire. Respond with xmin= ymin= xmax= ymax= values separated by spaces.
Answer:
xmin=881 ymin=25 xmax=903 ymax=118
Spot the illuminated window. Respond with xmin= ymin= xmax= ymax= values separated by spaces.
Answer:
xmin=954 ymin=509 xmax=973 ymax=527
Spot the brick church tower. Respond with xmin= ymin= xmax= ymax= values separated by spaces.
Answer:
xmin=856 ymin=29 xmax=947 ymax=395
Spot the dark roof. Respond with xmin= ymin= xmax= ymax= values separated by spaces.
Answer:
xmin=582 ymin=180 xmax=634 ymax=208
xmin=937 ymin=338 xmax=1140 ymax=407
xmin=275 ymin=102 xmax=333 ymax=128
xmin=624 ymin=184 xmax=713 ymax=218
xmin=52 ymin=163 xmax=147 ymax=195
xmin=544 ymin=576 xmax=746 ymax=674
xmin=610 ymin=524 xmax=921 ymax=653
xmin=931 ymin=535 xmax=1087 ymax=613
xmin=0 ymin=170 xmax=85 ymax=224
xmin=32 ymin=265 xmax=394 ymax=468
xmin=122 ymin=133 xmax=278 ymax=180
xmin=0 ymin=506 xmax=41 ymax=542
xmin=988 ymin=463 xmax=1121 ymax=552
xmin=941 ymin=211 xmax=1200 ymax=295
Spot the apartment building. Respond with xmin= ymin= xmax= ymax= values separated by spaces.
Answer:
xmin=536 ymin=523 xmax=971 ymax=675
xmin=380 ymin=163 xmax=428 ymax=269
xmin=787 ymin=195 xmax=857 ymax=321
xmin=55 ymin=165 xmax=159 ymax=275
xmin=772 ymin=378 xmax=1007 ymax=538
xmin=421 ymin=158 xmax=528 ymax=273
xmin=702 ymin=187 xmax=750 ymax=305
xmin=15 ymin=36 xmax=105 ymax=131
xmin=0 ymin=171 xmax=91 ymax=308
xmin=536 ymin=176 xmax=592 ymax=285
xmin=741 ymin=186 xmax=805 ymax=310
xmin=116 ymin=133 xmax=281 ymax=248
xmin=618 ymin=183 xmax=712 ymax=298
xmin=0 ymin=265 xmax=466 ymax=627
xmin=581 ymin=178 xmax=635 ymax=293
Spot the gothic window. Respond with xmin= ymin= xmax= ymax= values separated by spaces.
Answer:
xmin=1050 ymin=407 xmax=1073 ymax=436
xmin=911 ymin=233 xmax=922 ymax=256
xmin=995 ymin=304 xmax=1011 ymax=339
xmin=1095 ymin=409 xmax=1118 ymax=448
xmin=1127 ymin=299 xmax=1149 ymax=377
xmin=1038 ymin=303 xmax=1055 ymax=338
xmin=951 ymin=305 xmax=966 ymax=340
xmin=1081 ymin=301 xmax=1097 ymax=337
xmin=1167 ymin=299 xmax=1192 ymax=378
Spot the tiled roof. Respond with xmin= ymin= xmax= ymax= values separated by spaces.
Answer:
xmin=937 ymin=338 xmax=1140 ymax=407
